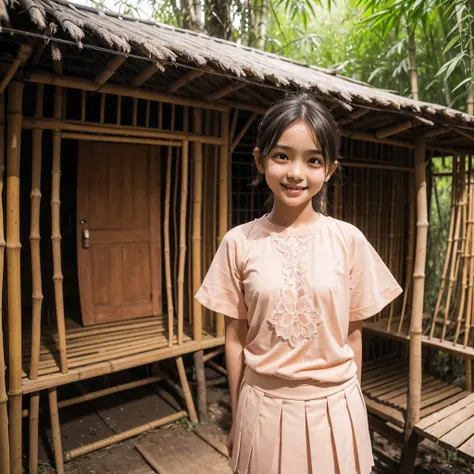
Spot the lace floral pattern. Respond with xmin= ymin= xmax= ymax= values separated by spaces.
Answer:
xmin=268 ymin=234 xmax=321 ymax=348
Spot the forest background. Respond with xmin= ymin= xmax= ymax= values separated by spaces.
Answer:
xmin=81 ymin=0 xmax=471 ymax=325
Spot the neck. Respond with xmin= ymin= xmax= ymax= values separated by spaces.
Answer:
xmin=267 ymin=200 xmax=319 ymax=228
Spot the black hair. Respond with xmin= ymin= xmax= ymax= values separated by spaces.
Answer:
xmin=253 ymin=92 xmax=341 ymax=214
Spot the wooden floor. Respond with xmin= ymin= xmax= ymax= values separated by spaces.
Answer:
xmin=362 ymin=355 xmax=473 ymax=461
xmin=21 ymin=315 xmax=224 ymax=393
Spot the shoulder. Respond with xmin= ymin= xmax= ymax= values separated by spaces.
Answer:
xmin=325 ymin=216 xmax=366 ymax=246
xmin=221 ymin=220 xmax=260 ymax=245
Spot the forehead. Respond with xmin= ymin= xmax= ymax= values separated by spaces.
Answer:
xmin=276 ymin=121 xmax=320 ymax=149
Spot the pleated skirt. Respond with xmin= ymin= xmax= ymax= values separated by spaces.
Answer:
xmin=230 ymin=371 xmax=374 ymax=474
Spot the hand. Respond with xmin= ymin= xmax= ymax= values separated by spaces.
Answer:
xmin=227 ymin=424 xmax=235 ymax=456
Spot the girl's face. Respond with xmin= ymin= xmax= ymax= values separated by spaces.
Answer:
xmin=254 ymin=121 xmax=336 ymax=209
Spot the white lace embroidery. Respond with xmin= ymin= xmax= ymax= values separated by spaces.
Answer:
xmin=268 ymin=234 xmax=321 ymax=348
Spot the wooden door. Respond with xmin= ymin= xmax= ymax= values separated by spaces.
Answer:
xmin=77 ymin=142 xmax=162 ymax=325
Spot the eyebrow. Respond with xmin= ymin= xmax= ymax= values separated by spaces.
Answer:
xmin=274 ymin=144 xmax=324 ymax=155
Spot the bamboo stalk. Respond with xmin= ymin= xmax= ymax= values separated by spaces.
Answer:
xmin=29 ymin=392 xmax=40 ymax=474
xmin=430 ymin=163 xmax=457 ymax=338
xmin=164 ymin=146 xmax=174 ymax=347
xmin=216 ymin=111 xmax=230 ymax=337
xmin=63 ymin=411 xmax=187 ymax=461
xmin=203 ymin=347 xmax=225 ymax=362
xmin=404 ymin=133 xmax=428 ymax=441
xmin=175 ymin=356 xmax=198 ymax=424
xmin=49 ymin=388 xmax=64 ymax=474
xmin=465 ymin=166 xmax=474 ymax=348
xmin=230 ymin=112 xmax=257 ymax=152
xmin=178 ymin=141 xmax=189 ymax=345
xmin=81 ymin=90 xmax=86 ymax=122
xmin=6 ymin=81 xmax=23 ymax=474
xmin=193 ymin=110 xmax=203 ymax=342
xmin=0 ymin=91 xmax=10 ymax=474
xmin=0 ymin=45 xmax=32 ymax=94
xmin=100 ymin=93 xmax=105 ymax=123
xmin=399 ymin=176 xmax=416 ymax=334
xmin=51 ymin=84 xmax=68 ymax=373
xmin=61 ymin=132 xmax=181 ymax=147
xmin=29 ymin=84 xmax=45 ymax=381
xmin=116 ymin=96 xmax=121 ymax=125
xmin=387 ymin=171 xmax=397 ymax=330
xmin=132 ymin=97 xmax=138 ymax=127
xmin=23 ymin=118 xmax=227 ymax=145
xmin=145 ymin=100 xmax=150 ymax=127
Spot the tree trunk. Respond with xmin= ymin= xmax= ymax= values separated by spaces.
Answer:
xmin=205 ymin=0 xmax=231 ymax=39
xmin=408 ymin=30 xmax=419 ymax=101
xmin=256 ymin=0 xmax=268 ymax=50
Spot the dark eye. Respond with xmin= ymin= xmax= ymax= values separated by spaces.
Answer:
xmin=275 ymin=153 xmax=289 ymax=161
xmin=308 ymin=157 xmax=323 ymax=165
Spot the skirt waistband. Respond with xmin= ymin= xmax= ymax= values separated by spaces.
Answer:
xmin=243 ymin=366 xmax=358 ymax=400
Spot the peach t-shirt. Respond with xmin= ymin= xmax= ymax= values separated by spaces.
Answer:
xmin=195 ymin=214 xmax=402 ymax=386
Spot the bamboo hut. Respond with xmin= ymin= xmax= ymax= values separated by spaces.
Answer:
xmin=2 ymin=1 xmax=474 ymax=472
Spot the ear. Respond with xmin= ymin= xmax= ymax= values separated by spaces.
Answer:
xmin=325 ymin=160 xmax=339 ymax=182
xmin=253 ymin=147 xmax=265 ymax=174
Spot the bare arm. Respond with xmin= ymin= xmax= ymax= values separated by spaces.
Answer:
xmin=225 ymin=316 xmax=248 ymax=421
xmin=347 ymin=320 xmax=363 ymax=382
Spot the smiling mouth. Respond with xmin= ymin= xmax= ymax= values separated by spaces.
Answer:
xmin=281 ymin=184 xmax=308 ymax=191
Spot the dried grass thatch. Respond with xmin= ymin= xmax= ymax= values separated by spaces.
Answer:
xmin=3 ymin=0 xmax=474 ymax=127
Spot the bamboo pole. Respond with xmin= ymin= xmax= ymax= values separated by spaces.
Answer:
xmin=0 ymin=45 xmax=32 ymax=94
xmin=61 ymin=132 xmax=181 ymax=147
xmin=178 ymin=141 xmax=189 ymax=345
xmin=100 ymin=93 xmax=105 ymax=123
xmin=430 ymin=163 xmax=457 ymax=338
xmin=163 ymin=143 xmax=175 ymax=347
xmin=117 ymin=96 xmax=122 ymax=125
xmin=387 ymin=171 xmax=397 ymax=330
xmin=399 ymin=176 xmax=416 ymax=334
xmin=23 ymin=118 xmax=226 ymax=145
xmin=175 ymin=356 xmax=198 ymax=424
xmin=81 ymin=90 xmax=86 ymax=122
xmin=64 ymin=411 xmax=186 ymax=461
xmin=49 ymin=388 xmax=65 ymax=473
xmin=51 ymin=83 xmax=68 ymax=373
xmin=192 ymin=110 xmax=203 ymax=342
xmin=6 ymin=81 xmax=24 ymax=474
xmin=404 ymin=133 xmax=428 ymax=441
xmin=465 ymin=166 xmax=474 ymax=349
xmin=29 ymin=84 xmax=44 ymax=381
xmin=216 ymin=111 xmax=230 ymax=337
xmin=29 ymin=392 xmax=40 ymax=474
xmin=0 ymin=91 xmax=10 ymax=474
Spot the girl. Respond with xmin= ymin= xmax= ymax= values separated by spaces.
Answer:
xmin=195 ymin=93 xmax=402 ymax=474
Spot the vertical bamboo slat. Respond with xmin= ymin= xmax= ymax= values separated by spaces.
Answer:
xmin=29 ymin=392 xmax=40 ymax=474
xmin=164 ymin=146 xmax=174 ymax=347
xmin=192 ymin=110 xmax=203 ymax=342
xmin=52 ymin=84 xmax=68 ymax=372
xmin=0 ymin=91 xmax=10 ymax=474
xmin=405 ymin=133 xmax=428 ymax=440
xmin=177 ymin=140 xmax=189 ymax=345
xmin=6 ymin=81 xmax=23 ymax=474
xmin=30 ymin=84 xmax=44 ymax=380
xmin=48 ymin=388 xmax=64 ymax=474
xmin=216 ymin=110 xmax=229 ymax=337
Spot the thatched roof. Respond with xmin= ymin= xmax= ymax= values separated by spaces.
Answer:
xmin=2 ymin=0 xmax=474 ymax=151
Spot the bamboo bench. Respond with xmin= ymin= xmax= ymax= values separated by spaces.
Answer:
xmin=362 ymin=355 xmax=472 ymax=459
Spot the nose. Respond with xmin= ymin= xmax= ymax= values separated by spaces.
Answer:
xmin=287 ymin=161 xmax=303 ymax=180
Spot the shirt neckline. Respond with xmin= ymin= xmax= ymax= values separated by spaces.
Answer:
xmin=257 ymin=213 xmax=328 ymax=236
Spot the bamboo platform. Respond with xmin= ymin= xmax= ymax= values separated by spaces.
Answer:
xmin=362 ymin=356 xmax=472 ymax=459
xmin=21 ymin=315 xmax=224 ymax=394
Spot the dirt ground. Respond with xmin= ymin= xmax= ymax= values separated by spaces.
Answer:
xmin=32 ymin=364 xmax=474 ymax=474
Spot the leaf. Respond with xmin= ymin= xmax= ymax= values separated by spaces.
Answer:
xmin=453 ymin=76 xmax=473 ymax=92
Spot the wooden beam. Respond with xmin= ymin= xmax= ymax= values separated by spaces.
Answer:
xmin=452 ymin=127 xmax=474 ymax=142
xmin=231 ymin=112 xmax=257 ymax=152
xmin=95 ymin=55 xmax=127 ymax=87
xmin=131 ymin=62 xmax=164 ymax=87
xmin=205 ymin=81 xmax=248 ymax=101
xmin=338 ymin=108 xmax=370 ymax=126
xmin=168 ymin=66 xmax=211 ymax=94
xmin=426 ymin=127 xmax=450 ymax=138
xmin=27 ymin=72 xmax=228 ymax=112
xmin=0 ymin=44 xmax=32 ymax=94
xmin=375 ymin=120 xmax=415 ymax=139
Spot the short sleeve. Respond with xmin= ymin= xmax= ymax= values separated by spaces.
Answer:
xmin=194 ymin=233 xmax=247 ymax=320
xmin=349 ymin=230 xmax=403 ymax=321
